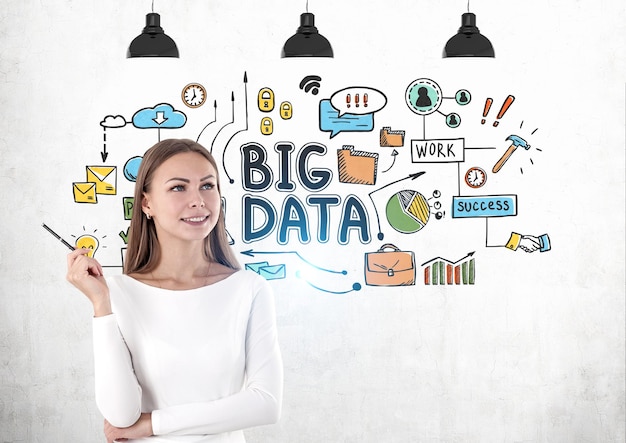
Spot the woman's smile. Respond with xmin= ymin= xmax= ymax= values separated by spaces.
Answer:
xmin=181 ymin=215 xmax=209 ymax=224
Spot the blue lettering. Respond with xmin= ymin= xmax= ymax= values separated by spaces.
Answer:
xmin=298 ymin=143 xmax=332 ymax=192
xmin=242 ymin=195 xmax=276 ymax=243
xmin=338 ymin=195 xmax=370 ymax=245
xmin=275 ymin=142 xmax=295 ymax=191
xmin=278 ymin=195 xmax=310 ymax=245
xmin=241 ymin=143 xmax=273 ymax=191
xmin=307 ymin=195 xmax=341 ymax=243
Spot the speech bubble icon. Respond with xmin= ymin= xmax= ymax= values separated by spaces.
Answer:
xmin=330 ymin=87 xmax=387 ymax=117
xmin=319 ymin=100 xmax=374 ymax=138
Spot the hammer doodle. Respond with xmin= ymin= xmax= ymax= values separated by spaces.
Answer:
xmin=492 ymin=134 xmax=530 ymax=173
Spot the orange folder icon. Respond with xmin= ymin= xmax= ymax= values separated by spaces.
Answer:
xmin=380 ymin=127 xmax=405 ymax=147
xmin=337 ymin=146 xmax=379 ymax=185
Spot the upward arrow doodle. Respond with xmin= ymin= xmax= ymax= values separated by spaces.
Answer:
xmin=382 ymin=149 xmax=399 ymax=173
xmin=223 ymin=71 xmax=249 ymax=184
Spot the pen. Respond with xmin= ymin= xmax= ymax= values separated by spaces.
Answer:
xmin=42 ymin=223 xmax=76 ymax=251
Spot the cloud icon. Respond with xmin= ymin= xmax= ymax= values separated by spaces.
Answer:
xmin=100 ymin=115 xmax=127 ymax=128
xmin=123 ymin=156 xmax=143 ymax=182
xmin=132 ymin=103 xmax=187 ymax=129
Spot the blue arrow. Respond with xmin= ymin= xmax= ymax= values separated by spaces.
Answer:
xmin=296 ymin=271 xmax=362 ymax=294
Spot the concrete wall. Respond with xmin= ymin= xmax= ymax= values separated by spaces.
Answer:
xmin=1 ymin=0 xmax=624 ymax=441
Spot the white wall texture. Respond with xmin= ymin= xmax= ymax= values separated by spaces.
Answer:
xmin=0 ymin=0 xmax=624 ymax=442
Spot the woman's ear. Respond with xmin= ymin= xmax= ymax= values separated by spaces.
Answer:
xmin=141 ymin=194 xmax=151 ymax=215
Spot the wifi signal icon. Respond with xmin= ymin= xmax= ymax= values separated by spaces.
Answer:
xmin=299 ymin=75 xmax=322 ymax=95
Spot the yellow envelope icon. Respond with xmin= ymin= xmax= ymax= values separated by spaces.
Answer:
xmin=86 ymin=166 xmax=117 ymax=195
xmin=73 ymin=182 xmax=97 ymax=203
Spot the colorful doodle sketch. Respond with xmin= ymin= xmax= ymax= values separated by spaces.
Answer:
xmin=51 ymin=72 xmax=551 ymax=293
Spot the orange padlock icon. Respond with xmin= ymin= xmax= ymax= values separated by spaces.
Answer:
xmin=280 ymin=101 xmax=293 ymax=120
xmin=261 ymin=117 xmax=273 ymax=135
xmin=258 ymin=88 xmax=275 ymax=112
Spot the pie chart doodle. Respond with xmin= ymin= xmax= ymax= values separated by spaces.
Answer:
xmin=385 ymin=190 xmax=430 ymax=234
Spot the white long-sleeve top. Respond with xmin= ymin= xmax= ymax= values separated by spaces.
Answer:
xmin=93 ymin=270 xmax=283 ymax=442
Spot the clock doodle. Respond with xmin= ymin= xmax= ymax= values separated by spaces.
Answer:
xmin=464 ymin=166 xmax=487 ymax=188
xmin=181 ymin=83 xmax=207 ymax=108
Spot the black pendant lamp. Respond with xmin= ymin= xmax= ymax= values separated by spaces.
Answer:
xmin=443 ymin=5 xmax=494 ymax=58
xmin=127 ymin=5 xmax=179 ymax=58
xmin=281 ymin=2 xmax=333 ymax=58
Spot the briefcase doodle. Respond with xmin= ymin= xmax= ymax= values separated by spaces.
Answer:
xmin=364 ymin=244 xmax=415 ymax=286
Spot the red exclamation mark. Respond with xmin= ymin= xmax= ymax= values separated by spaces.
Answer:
xmin=346 ymin=94 xmax=351 ymax=108
xmin=363 ymin=93 xmax=368 ymax=107
xmin=355 ymin=93 xmax=360 ymax=108
xmin=481 ymin=98 xmax=493 ymax=124
xmin=493 ymin=95 xmax=515 ymax=127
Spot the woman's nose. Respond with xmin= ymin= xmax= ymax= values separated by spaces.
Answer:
xmin=190 ymin=191 xmax=205 ymax=208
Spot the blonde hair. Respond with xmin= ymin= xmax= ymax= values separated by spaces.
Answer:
xmin=123 ymin=139 xmax=240 ymax=274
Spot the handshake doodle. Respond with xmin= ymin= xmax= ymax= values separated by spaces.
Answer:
xmin=506 ymin=232 xmax=551 ymax=253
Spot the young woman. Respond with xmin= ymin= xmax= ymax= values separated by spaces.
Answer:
xmin=67 ymin=139 xmax=283 ymax=442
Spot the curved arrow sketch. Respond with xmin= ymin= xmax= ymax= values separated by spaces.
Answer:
xmin=381 ymin=149 xmax=399 ymax=173
xmin=296 ymin=271 xmax=362 ymax=294
xmin=223 ymin=72 xmax=249 ymax=184
xmin=196 ymin=100 xmax=218 ymax=143
xmin=210 ymin=92 xmax=235 ymax=154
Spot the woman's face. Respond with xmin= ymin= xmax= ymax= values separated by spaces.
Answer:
xmin=142 ymin=152 xmax=221 ymax=245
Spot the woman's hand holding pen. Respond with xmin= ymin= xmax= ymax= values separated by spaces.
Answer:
xmin=66 ymin=248 xmax=112 ymax=317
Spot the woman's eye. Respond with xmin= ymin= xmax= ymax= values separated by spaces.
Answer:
xmin=201 ymin=183 xmax=214 ymax=190
xmin=171 ymin=185 xmax=185 ymax=192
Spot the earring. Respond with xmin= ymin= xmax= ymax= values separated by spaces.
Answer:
xmin=145 ymin=213 xmax=152 ymax=220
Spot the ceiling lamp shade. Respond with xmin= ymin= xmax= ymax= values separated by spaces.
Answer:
xmin=281 ymin=12 xmax=333 ymax=58
xmin=443 ymin=12 xmax=494 ymax=58
xmin=127 ymin=12 xmax=179 ymax=58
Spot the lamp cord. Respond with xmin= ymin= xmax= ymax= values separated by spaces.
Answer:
xmin=306 ymin=0 xmax=309 ymax=12
xmin=467 ymin=0 xmax=470 ymax=12
xmin=152 ymin=0 xmax=155 ymax=12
